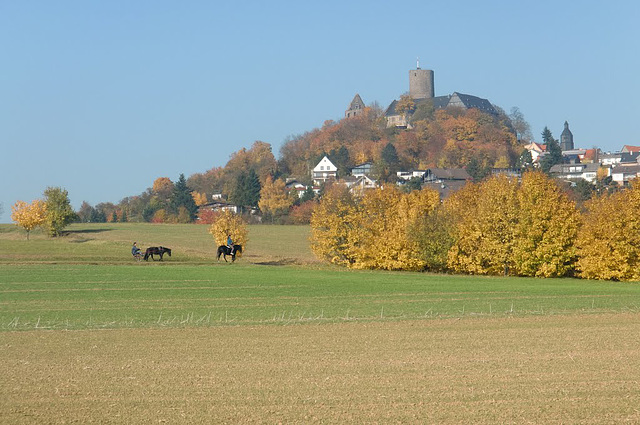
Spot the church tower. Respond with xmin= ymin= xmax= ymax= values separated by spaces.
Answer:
xmin=560 ymin=121 xmax=574 ymax=151
xmin=409 ymin=58 xmax=434 ymax=99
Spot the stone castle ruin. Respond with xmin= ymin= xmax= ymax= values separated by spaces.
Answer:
xmin=346 ymin=60 xmax=497 ymax=128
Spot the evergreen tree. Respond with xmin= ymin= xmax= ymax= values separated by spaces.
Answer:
xmin=244 ymin=169 xmax=262 ymax=208
xmin=112 ymin=211 xmax=118 ymax=223
xmin=121 ymin=210 xmax=127 ymax=223
xmin=230 ymin=169 xmax=261 ymax=212
xmin=329 ymin=146 xmax=351 ymax=177
xmin=169 ymin=173 xmax=198 ymax=221
xmin=381 ymin=142 xmax=400 ymax=169
xmin=539 ymin=127 xmax=563 ymax=173
xmin=466 ymin=157 xmax=490 ymax=182
xmin=300 ymin=185 xmax=315 ymax=203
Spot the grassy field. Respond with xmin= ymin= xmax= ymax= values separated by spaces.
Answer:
xmin=1 ymin=223 xmax=640 ymax=423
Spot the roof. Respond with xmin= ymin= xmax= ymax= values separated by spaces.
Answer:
xmin=549 ymin=163 xmax=600 ymax=174
xmin=426 ymin=168 xmax=472 ymax=180
xmin=313 ymin=156 xmax=337 ymax=172
xmin=449 ymin=92 xmax=498 ymax=115
xmin=561 ymin=121 xmax=573 ymax=137
xmin=348 ymin=94 xmax=365 ymax=110
xmin=385 ymin=92 xmax=497 ymax=116
xmin=611 ymin=164 xmax=640 ymax=174
xmin=423 ymin=180 xmax=469 ymax=199
xmin=622 ymin=145 xmax=640 ymax=153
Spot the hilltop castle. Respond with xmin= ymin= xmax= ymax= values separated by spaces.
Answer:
xmin=346 ymin=61 xmax=497 ymax=127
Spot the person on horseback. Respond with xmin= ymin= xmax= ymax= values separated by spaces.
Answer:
xmin=227 ymin=234 xmax=234 ymax=255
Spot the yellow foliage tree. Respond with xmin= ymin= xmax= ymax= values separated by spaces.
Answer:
xmin=11 ymin=200 xmax=47 ymax=240
xmin=350 ymin=186 xmax=440 ymax=271
xmin=310 ymin=185 xmax=358 ymax=266
xmin=311 ymin=185 xmax=441 ymax=271
xmin=447 ymin=173 xmax=580 ymax=277
xmin=258 ymin=176 xmax=293 ymax=220
xmin=208 ymin=210 xmax=248 ymax=255
xmin=577 ymin=180 xmax=640 ymax=280
xmin=192 ymin=192 xmax=208 ymax=206
xmin=447 ymin=175 xmax=519 ymax=275
xmin=512 ymin=171 xmax=580 ymax=277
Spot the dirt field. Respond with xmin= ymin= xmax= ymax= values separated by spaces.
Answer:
xmin=3 ymin=313 xmax=640 ymax=424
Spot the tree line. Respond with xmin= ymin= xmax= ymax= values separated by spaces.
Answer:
xmin=311 ymin=171 xmax=640 ymax=281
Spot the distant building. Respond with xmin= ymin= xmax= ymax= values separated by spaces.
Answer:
xmin=611 ymin=163 xmax=640 ymax=185
xmin=599 ymin=151 xmax=640 ymax=166
xmin=351 ymin=162 xmax=373 ymax=177
xmin=549 ymin=163 xmax=599 ymax=183
xmin=524 ymin=142 xmax=547 ymax=163
xmin=621 ymin=145 xmax=640 ymax=154
xmin=384 ymin=62 xmax=497 ymax=128
xmin=345 ymin=94 xmax=366 ymax=118
xmin=341 ymin=175 xmax=377 ymax=193
xmin=312 ymin=156 xmax=338 ymax=185
xmin=560 ymin=121 xmax=574 ymax=151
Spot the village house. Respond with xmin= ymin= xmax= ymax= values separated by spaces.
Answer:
xmin=340 ymin=175 xmax=377 ymax=193
xmin=610 ymin=163 xmax=640 ymax=185
xmin=312 ymin=156 xmax=338 ymax=185
xmin=549 ymin=163 xmax=600 ymax=183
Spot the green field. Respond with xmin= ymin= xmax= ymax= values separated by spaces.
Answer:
xmin=1 ymin=223 xmax=640 ymax=423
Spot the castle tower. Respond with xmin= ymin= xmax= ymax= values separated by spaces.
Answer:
xmin=409 ymin=58 xmax=434 ymax=99
xmin=345 ymin=94 xmax=365 ymax=118
xmin=560 ymin=121 xmax=574 ymax=151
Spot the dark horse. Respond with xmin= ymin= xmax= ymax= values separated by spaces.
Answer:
xmin=217 ymin=245 xmax=242 ymax=262
xmin=144 ymin=246 xmax=172 ymax=261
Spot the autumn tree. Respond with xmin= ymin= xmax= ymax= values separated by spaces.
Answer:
xmin=310 ymin=184 xmax=359 ymax=266
xmin=511 ymin=171 xmax=580 ymax=277
xmin=349 ymin=186 xmax=441 ymax=271
xmin=208 ymin=210 xmax=248 ymax=254
xmin=152 ymin=177 xmax=174 ymax=203
xmin=192 ymin=192 xmax=208 ymax=206
xmin=311 ymin=185 xmax=441 ymax=271
xmin=258 ymin=176 xmax=293 ymax=221
xmin=577 ymin=180 xmax=640 ymax=280
xmin=447 ymin=173 xmax=580 ymax=277
xmin=290 ymin=200 xmax=316 ymax=224
xmin=447 ymin=175 xmax=519 ymax=275
xmin=409 ymin=205 xmax=455 ymax=272
xmin=43 ymin=187 xmax=76 ymax=237
xmin=11 ymin=199 xmax=47 ymax=239
xmin=395 ymin=94 xmax=416 ymax=115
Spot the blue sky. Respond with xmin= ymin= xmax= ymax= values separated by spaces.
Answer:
xmin=1 ymin=0 xmax=639 ymax=222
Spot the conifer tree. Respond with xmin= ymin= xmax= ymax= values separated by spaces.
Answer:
xmin=539 ymin=127 xmax=563 ymax=173
xmin=169 ymin=173 xmax=198 ymax=222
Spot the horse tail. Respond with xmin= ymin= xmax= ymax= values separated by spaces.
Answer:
xmin=216 ymin=246 xmax=222 ymax=261
xmin=143 ymin=250 xmax=150 ymax=261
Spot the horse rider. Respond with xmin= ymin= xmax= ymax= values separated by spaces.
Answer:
xmin=227 ymin=234 xmax=234 ymax=255
xmin=132 ymin=242 xmax=141 ymax=258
